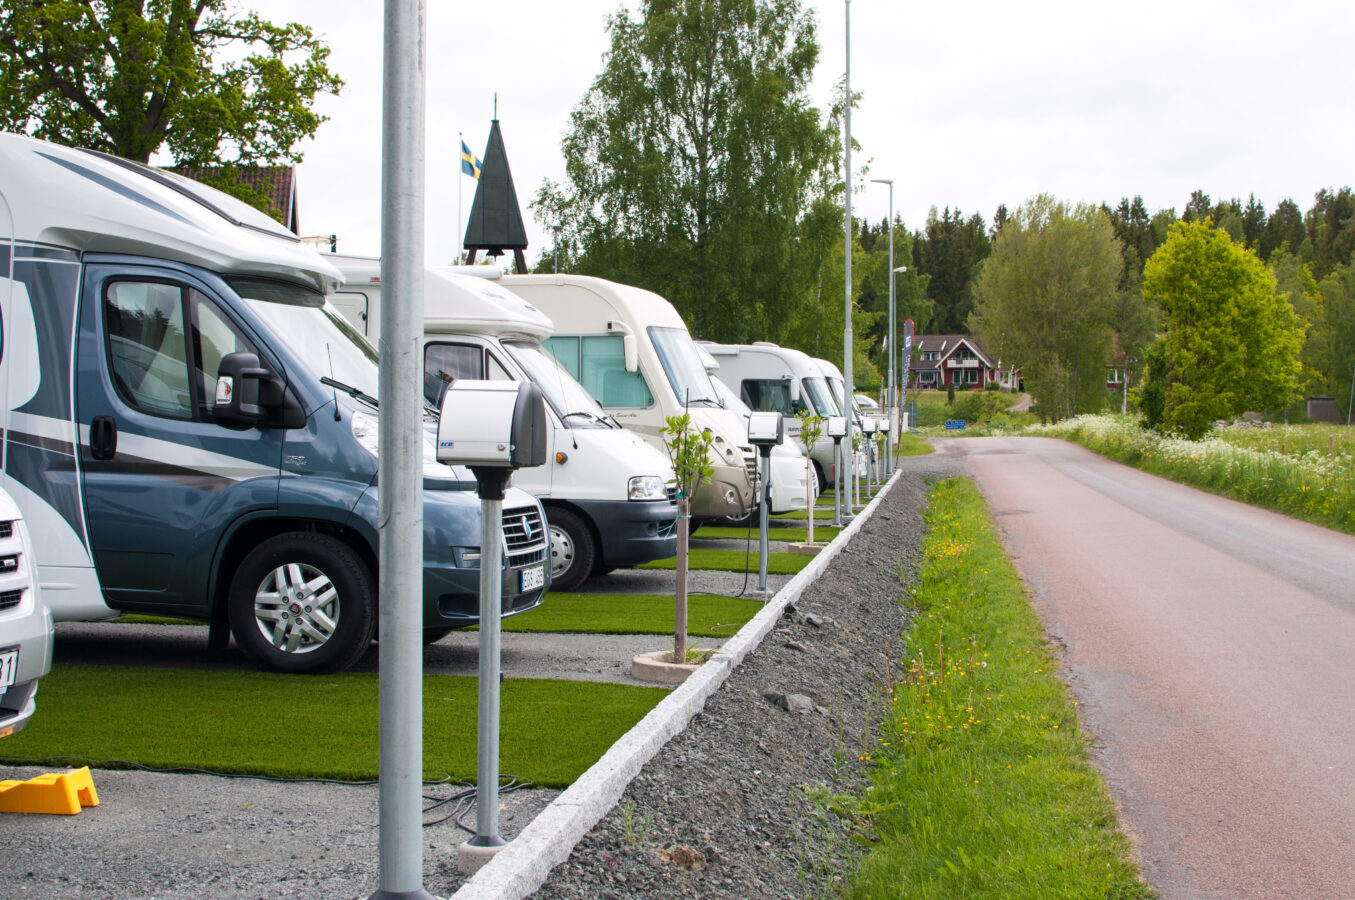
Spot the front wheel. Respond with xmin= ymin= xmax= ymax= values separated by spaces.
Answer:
xmin=228 ymin=532 xmax=376 ymax=674
xmin=547 ymin=507 xmax=596 ymax=593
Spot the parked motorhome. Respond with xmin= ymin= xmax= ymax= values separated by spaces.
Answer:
xmin=0 ymin=133 xmax=547 ymax=674
xmin=699 ymin=341 xmax=841 ymax=492
xmin=694 ymin=344 xmax=815 ymax=515
xmin=330 ymin=257 xmax=679 ymax=591
xmin=490 ymin=275 xmax=758 ymax=523
xmin=0 ymin=486 xmax=52 ymax=738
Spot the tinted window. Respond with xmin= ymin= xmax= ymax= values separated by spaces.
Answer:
xmin=105 ymin=281 xmax=193 ymax=418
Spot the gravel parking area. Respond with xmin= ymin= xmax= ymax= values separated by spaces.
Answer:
xmin=0 ymin=453 xmax=956 ymax=899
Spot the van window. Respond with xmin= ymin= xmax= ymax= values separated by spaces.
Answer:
xmin=105 ymin=281 xmax=194 ymax=418
xmin=424 ymin=343 xmax=483 ymax=407
xmin=544 ymin=335 xmax=653 ymax=408
xmin=741 ymin=379 xmax=804 ymax=415
xmin=104 ymin=280 xmax=262 ymax=422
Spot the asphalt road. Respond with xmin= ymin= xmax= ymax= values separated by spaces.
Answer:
xmin=941 ymin=436 xmax=1355 ymax=899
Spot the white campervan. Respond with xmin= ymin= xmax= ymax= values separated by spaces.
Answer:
xmin=492 ymin=275 xmax=758 ymax=523
xmin=694 ymin=344 xmax=815 ymax=517
xmin=330 ymin=257 xmax=679 ymax=591
xmin=699 ymin=342 xmax=841 ymax=492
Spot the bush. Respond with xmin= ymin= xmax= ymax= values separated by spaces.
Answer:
xmin=984 ymin=380 xmax=1002 ymax=391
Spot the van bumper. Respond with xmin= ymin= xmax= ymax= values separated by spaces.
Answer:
xmin=691 ymin=462 xmax=754 ymax=519
xmin=570 ymin=498 xmax=679 ymax=569
xmin=0 ymin=599 xmax=53 ymax=740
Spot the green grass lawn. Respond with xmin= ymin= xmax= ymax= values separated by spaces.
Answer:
xmin=693 ymin=524 xmax=843 ymax=542
xmin=843 ymin=477 xmax=1151 ymax=899
xmin=637 ymin=548 xmax=813 ymax=575
xmin=502 ymin=592 xmax=762 ymax=637
xmin=894 ymin=432 xmax=934 ymax=456
xmin=0 ymin=666 xmax=665 ymax=787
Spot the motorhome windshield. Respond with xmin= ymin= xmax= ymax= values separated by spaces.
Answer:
xmin=825 ymin=376 xmax=861 ymax=419
xmin=802 ymin=377 xmax=839 ymax=417
xmin=649 ymin=327 xmax=720 ymax=406
xmin=229 ymin=278 xmax=381 ymax=403
xmin=503 ymin=340 xmax=610 ymax=428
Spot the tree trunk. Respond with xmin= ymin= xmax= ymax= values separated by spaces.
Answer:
xmin=675 ymin=498 xmax=689 ymax=663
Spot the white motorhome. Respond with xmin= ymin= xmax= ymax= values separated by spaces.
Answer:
xmin=0 ymin=485 xmax=52 ymax=738
xmin=694 ymin=344 xmax=815 ymax=516
xmin=330 ymin=257 xmax=679 ymax=591
xmin=699 ymin=341 xmax=841 ymax=492
xmin=0 ymin=132 xmax=548 ymax=674
xmin=491 ymin=275 xmax=758 ymax=522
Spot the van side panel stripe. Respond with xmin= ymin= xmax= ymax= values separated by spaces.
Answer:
xmin=5 ymin=258 xmax=86 ymax=550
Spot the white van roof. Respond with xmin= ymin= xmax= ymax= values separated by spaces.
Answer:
xmin=496 ymin=274 xmax=687 ymax=332
xmin=0 ymin=132 xmax=341 ymax=293
xmin=424 ymin=268 xmax=553 ymax=340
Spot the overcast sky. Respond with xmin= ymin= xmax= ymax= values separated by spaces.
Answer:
xmin=269 ymin=0 xmax=1355 ymax=264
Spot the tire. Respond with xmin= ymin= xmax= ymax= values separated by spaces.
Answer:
xmin=807 ymin=460 xmax=829 ymax=496
xmin=228 ymin=532 xmax=376 ymax=674
xmin=547 ymin=507 xmax=595 ymax=593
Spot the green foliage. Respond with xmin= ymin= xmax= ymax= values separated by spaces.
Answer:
xmin=533 ymin=0 xmax=838 ymax=344
xmin=0 ymin=666 xmax=665 ymax=787
xmin=0 ymin=0 xmax=341 ymax=173
xmin=845 ymin=478 xmax=1152 ymax=899
xmin=912 ymin=206 xmax=991 ymax=332
xmin=1143 ymin=220 xmax=1304 ymax=438
xmin=971 ymin=195 xmax=1124 ymax=422
xmin=660 ymin=412 xmax=715 ymax=503
xmin=798 ymin=410 xmax=824 ymax=453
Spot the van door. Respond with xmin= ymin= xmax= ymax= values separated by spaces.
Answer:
xmin=75 ymin=263 xmax=286 ymax=613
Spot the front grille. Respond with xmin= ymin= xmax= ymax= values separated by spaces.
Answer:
xmin=740 ymin=446 xmax=760 ymax=489
xmin=503 ymin=506 xmax=548 ymax=566
xmin=0 ymin=522 xmax=11 ymax=539
xmin=0 ymin=589 xmax=22 ymax=611
xmin=665 ymin=484 xmax=679 ymax=503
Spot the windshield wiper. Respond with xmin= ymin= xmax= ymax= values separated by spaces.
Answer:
xmin=562 ymin=410 xmax=610 ymax=427
xmin=321 ymin=376 xmax=379 ymax=408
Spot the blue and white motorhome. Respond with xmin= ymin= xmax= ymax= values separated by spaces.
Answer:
xmin=0 ymin=132 xmax=548 ymax=674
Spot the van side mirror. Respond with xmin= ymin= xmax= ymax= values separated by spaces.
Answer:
xmin=623 ymin=334 xmax=638 ymax=373
xmin=786 ymin=377 xmax=801 ymax=402
xmin=214 ymin=352 xmax=270 ymax=428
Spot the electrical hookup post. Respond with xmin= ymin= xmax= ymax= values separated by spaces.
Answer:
xmin=747 ymin=411 xmax=784 ymax=596
xmin=434 ymin=380 xmax=548 ymax=875
xmin=827 ymin=416 xmax=847 ymax=526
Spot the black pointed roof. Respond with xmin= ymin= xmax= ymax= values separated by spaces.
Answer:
xmin=463 ymin=120 xmax=528 ymax=256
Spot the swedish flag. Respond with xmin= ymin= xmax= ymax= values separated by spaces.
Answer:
xmin=461 ymin=140 xmax=481 ymax=179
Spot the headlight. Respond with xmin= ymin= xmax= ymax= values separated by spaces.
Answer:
xmin=628 ymin=475 xmax=668 ymax=501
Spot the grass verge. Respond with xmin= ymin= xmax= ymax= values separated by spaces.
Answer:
xmin=502 ymin=592 xmax=762 ymax=637
xmin=637 ymin=548 xmax=813 ymax=575
xmin=843 ymin=477 xmax=1152 ymax=899
xmin=0 ymin=666 xmax=665 ymax=787
xmin=894 ymin=432 xmax=934 ymax=456
xmin=1029 ymin=414 xmax=1355 ymax=535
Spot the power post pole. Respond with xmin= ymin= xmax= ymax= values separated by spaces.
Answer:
xmin=841 ymin=0 xmax=855 ymax=517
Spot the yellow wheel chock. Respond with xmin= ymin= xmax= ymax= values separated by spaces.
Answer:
xmin=0 ymin=766 xmax=100 ymax=815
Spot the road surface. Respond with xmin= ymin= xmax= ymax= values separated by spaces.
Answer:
xmin=938 ymin=436 xmax=1355 ymax=900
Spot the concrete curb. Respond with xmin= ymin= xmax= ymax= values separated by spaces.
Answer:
xmin=451 ymin=474 xmax=900 ymax=900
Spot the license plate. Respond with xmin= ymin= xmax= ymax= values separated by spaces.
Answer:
xmin=520 ymin=565 xmax=545 ymax=591
xmin=0 ymin=648 xmax=17 ymax=691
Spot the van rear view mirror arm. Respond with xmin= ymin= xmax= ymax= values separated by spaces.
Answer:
xmin=214 ymin=352 xmax=270 ymax=428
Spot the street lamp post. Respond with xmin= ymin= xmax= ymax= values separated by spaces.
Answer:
xmin=553 ymin=224 xmax=562 ymax=275
xmin=842 ymin=0 xmax=855 ymax=514
xmin=893 ymin=266 xmax=908 ymax=439
xmin=870 ymin=177 xmax=894 ymax=477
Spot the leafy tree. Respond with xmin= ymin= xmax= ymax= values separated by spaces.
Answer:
xmin=0 ymin=0 xmax=340 ymax=215
xmin=1306 ymin=187 xmax=1355 ymax=281
xmin=1142 ymin=220 xmax=1303 ymax=438
xmin=971 ymin=195 xmax=1123 ymax=422
xmin=1262 ymin=198 xmax=1307 ymax=262
xmin=659 ymin=413 xmax=714 ymax=664
xmin=1312 ymin=263 xmax=1355 ymax=421
xmin=534 ymin=0 xmax=837 ymax=343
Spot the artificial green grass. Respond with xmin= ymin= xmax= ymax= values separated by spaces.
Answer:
xmin=0 ymin=666 xmax=665 ymax=787
xmin=114 ymin=614 xmax=202 ymax=626
xmin=774 ymin=507 xmax=836 ymax=521
xmin=503 ymin=592 xmax=761 ymax=637
xmin=843 ymin=478 xmax=1152 ymax=899
xmin=636 ymin=548 xmax=813 ymax=575
xmin=693 ymin=525 xmax=843 ymax=542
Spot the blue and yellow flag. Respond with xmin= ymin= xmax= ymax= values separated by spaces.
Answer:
xmin=460 ymin=140 xmax=481 ymax=179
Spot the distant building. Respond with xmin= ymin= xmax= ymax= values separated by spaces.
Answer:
xmin=908 ymin=334 xmax=1018 ymax=390
xmin=172 ymin=165 xmax=300 ymax=235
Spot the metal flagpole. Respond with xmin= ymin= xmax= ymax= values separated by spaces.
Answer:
xmin=457 ymin=131 xmax=463 ymax=265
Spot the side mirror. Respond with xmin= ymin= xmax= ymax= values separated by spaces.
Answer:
xmin=622 ymin=334 xmax=638 ymax=373
xmin=786 ymin=377 xmax=801 ymax=403
xmin=214 ymin=352 xmax=270 ymax=428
